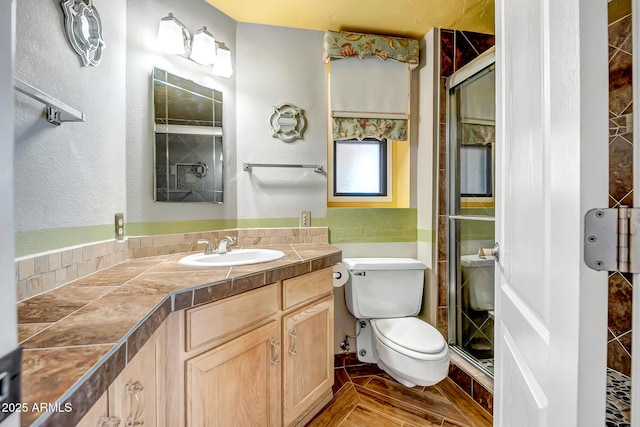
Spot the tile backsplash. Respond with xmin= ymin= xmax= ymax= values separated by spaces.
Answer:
xmin=15 ymin=227 xmax=329 ymax=301
xmin=607 ymin=12 xmax=633 ymax=377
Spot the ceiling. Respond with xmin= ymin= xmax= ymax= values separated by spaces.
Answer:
xmin=205 ymin=0 xmax=495 ymax=39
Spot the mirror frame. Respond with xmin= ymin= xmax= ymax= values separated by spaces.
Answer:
xmin=269 ymin=103 xmax=307 ymax=143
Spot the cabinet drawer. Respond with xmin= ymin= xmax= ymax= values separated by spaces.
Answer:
xmin=186 ymin=283 xmax=279 ymax=351
xmin=282 ymin=268 xmax=333 ymax=311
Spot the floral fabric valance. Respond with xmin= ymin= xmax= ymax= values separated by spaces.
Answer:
xmin=333 ymin=117 xmax=408 ymax=142
xmin=323 ymin=30 xmax=419 ymax=70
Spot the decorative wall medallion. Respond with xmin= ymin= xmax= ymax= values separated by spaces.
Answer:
xmin=269 ymin=103 xmax=307 ymax=143
xmin=61 ymin=0 xmax=106 ymax=67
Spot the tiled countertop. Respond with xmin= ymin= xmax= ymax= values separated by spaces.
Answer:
xmin=17 ymin=244 xmax=342 ymax=426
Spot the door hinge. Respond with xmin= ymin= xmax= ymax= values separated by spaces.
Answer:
xmin=584 ymin=207 xmax=640 ymax=272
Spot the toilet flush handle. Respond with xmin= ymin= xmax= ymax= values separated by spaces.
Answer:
xmin=478 ymin=243 xmax=500 ymax=262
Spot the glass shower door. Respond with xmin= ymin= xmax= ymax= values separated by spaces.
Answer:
xmin=447 ymin=63 xmax=496 ymax=375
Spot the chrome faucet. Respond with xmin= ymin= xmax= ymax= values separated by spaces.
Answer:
xmin=197 ymin=239 xmax=215 ymax=255
xmin=214 ymin=235 xmax=237 ymax=254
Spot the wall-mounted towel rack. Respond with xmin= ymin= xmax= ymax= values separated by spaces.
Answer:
xmin=243 ymin=163 xmax=324 ymax=173
xmin=14 ymin=78 xmax=85 ymax=126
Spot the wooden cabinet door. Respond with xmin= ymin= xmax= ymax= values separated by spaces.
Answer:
xmin=109 ymin=333 xmax=159 ymax=427
xmin=76 ymin=392 xmax=109 ymax=427
xmin=282 ymin=295 xmax=334 ymax=426
xmin=185 ymin=320 xmax=281 ymax=427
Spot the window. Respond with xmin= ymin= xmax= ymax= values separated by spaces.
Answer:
xmin=460 ymin=144 xmax=493 ymax=197
xmin=333 ymin=138 xmax=388 ymax=197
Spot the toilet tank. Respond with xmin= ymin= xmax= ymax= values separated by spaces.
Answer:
xmin=460 ymin=254 xmax=495 ymax=311
xmin=343 ymin=258 xmax=426 ymax=319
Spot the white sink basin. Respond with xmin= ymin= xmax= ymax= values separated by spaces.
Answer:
xmin=179 ymin=249 xmax=286 ymax=267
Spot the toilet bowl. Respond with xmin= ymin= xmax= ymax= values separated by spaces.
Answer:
xmin=343 ymin=258 xmax=450 ymax=388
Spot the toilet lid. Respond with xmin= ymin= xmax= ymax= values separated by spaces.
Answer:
xmin=372 ymin=317 xmax=446 ymax=354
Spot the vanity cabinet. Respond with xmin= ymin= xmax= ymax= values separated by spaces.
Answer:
xmin=185 ymin=320 xmax=281 ymax=426
xmin=109 ymin=325 xmax=165 ymax=427
xmin=77 ymin=324 xmax=166 ymax=427
xmin=282 ymin=295 xmax=334 ymax=427
xmin=165 ymin=268 xmax=335 ymax=427
xmin=75 ymin=392 xmax=108 ymax=427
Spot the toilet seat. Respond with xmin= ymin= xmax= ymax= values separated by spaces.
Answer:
xmin=371 ymin=317 xmax=447 ymax=361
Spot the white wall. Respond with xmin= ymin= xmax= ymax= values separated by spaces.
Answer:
xmin=2 ymin=0 xmax=19 ymax=425
xmin=126 ymin=0 xmax=237 ymax=224
xmin=14 ymin=0 xmax=127 ymax=233
xmin=235 ymin=23 xmax=327 ymax=221
xmin=417 ymin=29 xmax=437 ymax=323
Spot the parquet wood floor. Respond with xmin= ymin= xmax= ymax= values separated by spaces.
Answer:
xmin=308 ymin=363 xmax=493 ymax=427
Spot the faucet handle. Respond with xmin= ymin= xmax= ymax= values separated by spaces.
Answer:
xmin=197 ymin=239 xmax=214 ymax=254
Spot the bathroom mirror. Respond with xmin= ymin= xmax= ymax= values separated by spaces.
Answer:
xmin=153 ymin=68 xmax=223 ymax=203
xmin=269 ymin=103 xmax=307 ymax=142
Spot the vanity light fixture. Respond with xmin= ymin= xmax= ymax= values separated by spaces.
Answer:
xmin=157 ymin=13 xmax=188 ymax=55
xmin=212 ymin=43 xmax=233 ymax=78
xmin=157 ymin=13 xmax=233 ymax=76
xmin=189 ymin=27 xmax=217 ymax=65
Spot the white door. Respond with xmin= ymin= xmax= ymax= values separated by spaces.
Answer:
xmin=494 ymin=1 xmax=609 ymax=426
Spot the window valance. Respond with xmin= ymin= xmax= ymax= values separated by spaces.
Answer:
xmin=333 ymin=117 xmax=408 ymax=142
xmin=323 ymin=30 xmax=419 ymax=70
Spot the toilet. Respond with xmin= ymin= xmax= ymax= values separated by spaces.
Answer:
xmin=460 ymin=254 xmax=495 ymax=312
xmin=343 ymin=258 xmax=450 ymax=388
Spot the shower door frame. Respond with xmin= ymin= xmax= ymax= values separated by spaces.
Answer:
xmin=446 ymin=49 xmax=496 ymax=376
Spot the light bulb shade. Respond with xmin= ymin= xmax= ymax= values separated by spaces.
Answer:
xmin=189 ymin=27 xmax=216 ymax=65
xmin=213 ymin=46 xmax=233 ymax=78
xmin=157 ymin=14 xmax=187 ymax=55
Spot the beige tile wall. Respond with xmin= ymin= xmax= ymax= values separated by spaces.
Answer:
xmin=16 ymin=240 xmax=129 ymax=301
xmin=16 ymin=227 xmax=329 ymax=301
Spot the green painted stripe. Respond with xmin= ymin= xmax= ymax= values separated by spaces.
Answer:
xmin=417 ymin=229 xmax=435 ymax=243
xmin=236 ymin=218 xmax=300 ymax=228
xmin=327 ymin=208 xmax=417 ymax=243
xmin=16 ymin=225 xmax=114 ymax=258
xmin=126 ymin=219 xmax=238 ymax=236
xmin=16 ymin=210 xmax=421 ymax=257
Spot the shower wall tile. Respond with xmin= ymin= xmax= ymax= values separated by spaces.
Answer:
xmin=609 ymin=136 xmax=633 ymax=204
xmin=472 ymin=381 xmax=494 ymax=414
xmin=438 ymin=260 xmax=448 ymax=306
xmin=608 ymin=12 xmax=634 ymax=377
xmin=618 ymin=331 xmax=632 ymax=355
xmin=441 ymin=30 xmax=455 ymax=77
xmin=609 ymin=15 xmax=632 ymax=50
xmin=455 ymin=32 xmax=481 ymax=74
xmin=449 ymin=363 xmax=472 ymax=394
xmin=607 ymin=338 xmax=632 ymax=376
xmin=608 ymin=273 xmax=633 ymax=337
xmin=462 ymin=32 xmax=496 ymax=59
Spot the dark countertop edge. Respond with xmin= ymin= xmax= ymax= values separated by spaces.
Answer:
xmin=28 ymin=247 xmax=341 ymax=427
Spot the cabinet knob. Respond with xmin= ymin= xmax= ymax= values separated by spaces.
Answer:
xmin=98 ymin=416 xmax=121 ymax=427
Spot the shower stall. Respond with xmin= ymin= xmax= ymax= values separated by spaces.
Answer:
xmin=446 ymin=50 xmax=496 ymax=376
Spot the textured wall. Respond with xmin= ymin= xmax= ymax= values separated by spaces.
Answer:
xmin=14 ymin=0 xmax=127 ymax=236
xmin=235 ymin=23 xmax=327 ymax=221
xmin=607 ymin=13 xmax=633 ymax=377
xmin=126 ymin=0 xmax=237 ymax=224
